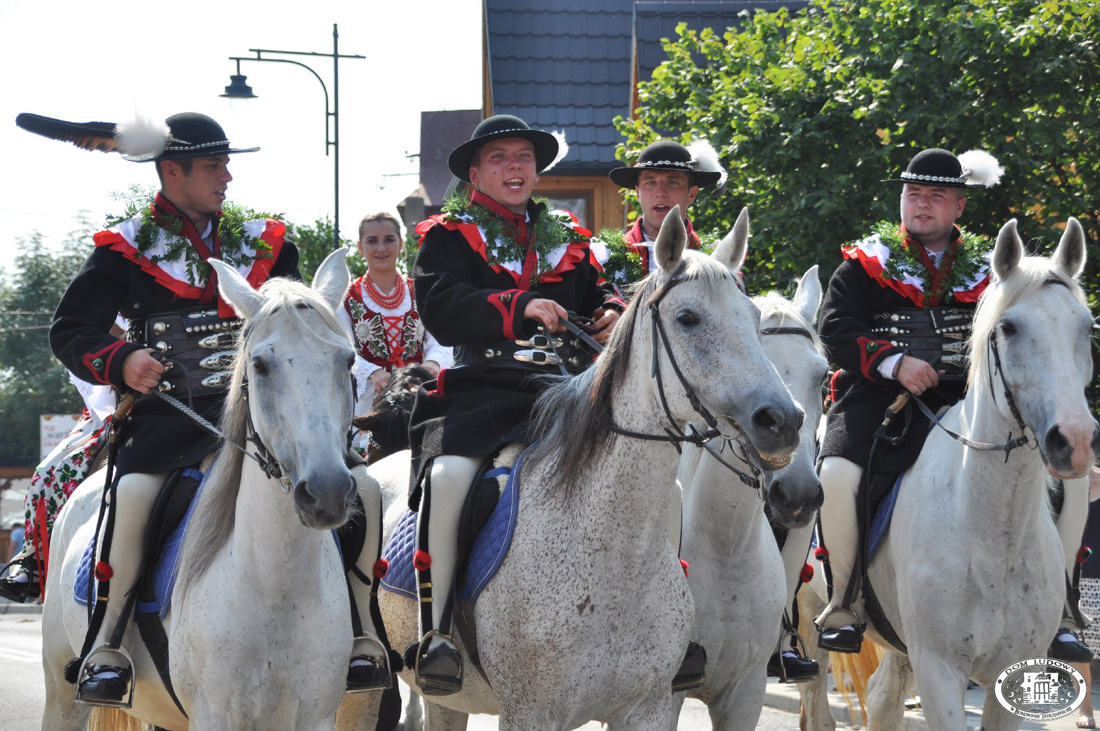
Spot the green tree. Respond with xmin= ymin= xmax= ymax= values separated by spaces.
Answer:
xmin=289 ymin=218 xmax=366 ymax=283
xmin=0 ymin=227 xmax=95 ymax=467
xmin=617 ymin=0 xmax=1100 ymax=296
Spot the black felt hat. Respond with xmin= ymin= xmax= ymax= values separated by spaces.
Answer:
xmin=884 ymin=148 xmax=1003 ymax=188
xmin=609 ymin=140 xmax=724 ymax=188
xmin=447 ymin=115 xmax=564 ymax=182
xmin=119 ymin=112 xmax=259 ymax=162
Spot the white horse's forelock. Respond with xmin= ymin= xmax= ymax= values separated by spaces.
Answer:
xmin=967 ymin=257 xmax=1085 ymax=390
xmin=754 ymin=290 xmax=824 ymax=353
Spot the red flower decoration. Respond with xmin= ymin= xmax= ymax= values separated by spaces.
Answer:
xmin=800 ymin=563 xmax=815 ymax=583
xmin=94 ymin=562 xmax=114 ymax=581
xmin=680 ymin=559 xmax=690 ymax=578
xmin=814 ymin=546 xmax=829 ymax=561
xmin=373 ymin=558 xmax=390 ymax=579
xmin=1078 ymin=546 xmax=1093 ymax=564
xmin=413 ymin=550 xmax=431 ymax=571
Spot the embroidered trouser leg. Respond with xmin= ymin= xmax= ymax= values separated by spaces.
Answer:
xmin=1057 ymin=474 xmax=1092 ymax=629
xmin=815 ymin=457 xmax=863 ymax=630
xmin=89 ymin=472 xmax=165 ymax=663
xmin=417 ymin=455 xmax=481 ymax=637
xmin=349 ymin=464 xmax=385 ymax=645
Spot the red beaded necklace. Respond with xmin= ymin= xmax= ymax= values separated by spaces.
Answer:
xmin=362 ymin=273 xmax=406 ymax=310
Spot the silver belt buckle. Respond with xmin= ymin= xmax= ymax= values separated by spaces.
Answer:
xmin=199 ymin=351 xmax=237 ymax=371
xmin=514 ymin=334 xmax=562 ymax=349
xmin=513 ymin=349 xmax=559 ymax=366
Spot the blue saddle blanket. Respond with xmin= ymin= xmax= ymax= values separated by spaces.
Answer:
xmin=809 ymin=471 xmax=902 ymax=565
xmin=380 ymin=448 xmax=526 ymax=605
xmin=74 ymin=469 xmax=205 ymax=617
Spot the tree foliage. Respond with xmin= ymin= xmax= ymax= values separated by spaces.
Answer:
xmin=289 ymin=217 xmax=366 ymax=284
xmin=617 ymin=0 xmax=1100 ymax=297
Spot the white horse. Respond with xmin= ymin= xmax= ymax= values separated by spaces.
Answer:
xmin=674 ymin=266 xmax=827 ymax=730
xmin=346 ymin=208 xmax=804 ymax=731
xmin=799 ymin=218 xmax=1098 ymax=731
xmin=42 ymin=249 xmax=362 ymax=730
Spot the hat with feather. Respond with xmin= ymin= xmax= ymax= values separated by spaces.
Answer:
xmin=15 ymin=111 xmax=258 ymax=162
xmin=884 ymin=148 xmax=1003 ymax=189
xmin=609 ymin=139 xmax=727 ymax=189
xmin=448 ymin=114 xmax=568 ymax=182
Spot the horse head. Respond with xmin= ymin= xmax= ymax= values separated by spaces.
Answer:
xmin=757 ymin=266 xmax=827 ymax=528
xmin=212 ymin=248 xmax=359 ymax=528
xmin=974 ymin=217 xmax=1098 ymax=479
xmin=651 ymin=205 xmax=804 ymax=467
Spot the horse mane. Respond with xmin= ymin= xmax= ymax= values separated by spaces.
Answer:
xmin=174 ymin=277 xmax=350 ymax=601
xmin=754 ymin=290 xmax=823 ymax=353
xmin=967 ymin=256 xmax=1085 ymax=392
xmin=528 ymin=250 xmax=734 ymax=494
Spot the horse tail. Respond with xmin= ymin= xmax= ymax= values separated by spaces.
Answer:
xmin=87 ymin=708 xmax=142 ymax=731
xmin=830 ymin=642 xmax=883 ymax=727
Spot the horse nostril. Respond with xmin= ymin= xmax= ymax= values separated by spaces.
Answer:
xmin=1091 ymin=428 xmax=1100 ymax=456
xmin=1044 ymin=426 xmax=1072 ymax=460
xmin=753 ymin=406 xmax=783 ymax=432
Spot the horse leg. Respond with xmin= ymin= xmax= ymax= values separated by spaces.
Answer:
xmin=796 ymin=585 xmax=836 ymax=731
xmin=335 ymin=691 xmax=382 ymax=731
xmin=865 ymin=651 xmax=911 ymax=731
xmin=908 ymin=653 xmax=970 ymax=730
xmin=705 ymin=673 xmax=767 ymax=731
xmin=41 ymin=607 xmax=92 ymax=731
xmin=422 ymin=700 xmax=468 ymax=731
xmin=977 ymin=685 xmax=1025 ymax=731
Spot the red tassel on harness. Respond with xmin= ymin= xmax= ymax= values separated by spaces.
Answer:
xmin=1078 ymin=546 xmax=1092 ymax=564
xmin=680 ymin=559 xmax=690 ymax=578
xmin=372 ymin=558 xmax=390 ymax=579
xmin=94 ymin=562 xmax=114 ymax=581
xmin=413 ymin=550 xmax=431 ymax=572
xmin=801 ymin=563 xmax=815 ymax=583
xmin=814 ymin=546 xmax=829 ymax=562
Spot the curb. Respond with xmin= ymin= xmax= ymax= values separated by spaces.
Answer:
xmin=0 ymin=601 xmax=43 ymax=615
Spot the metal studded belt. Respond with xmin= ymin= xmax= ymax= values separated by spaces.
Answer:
xmin=870 ymin=306 xmax=973 ymax=380
xmin=128 ymin=307 xmax=242 ymax=399
xmin=454 ymin=332 xmax=593 ymax=376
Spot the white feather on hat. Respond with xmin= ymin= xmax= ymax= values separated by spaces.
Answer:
xmin=540 ymin=130 xmax=570 ymax=174
xmin=687 ymin=139 xmax=728 ymax=190
xmin=116 ymin=114 xmax=172 ymax=162
xmin=958 ymin=150 xmax=1004 ymax=188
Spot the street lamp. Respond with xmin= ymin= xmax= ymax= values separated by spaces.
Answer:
xmin=222 ymin=23 xmax=364 ymax=248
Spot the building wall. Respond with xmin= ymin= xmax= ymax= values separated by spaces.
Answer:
xmin=535 ymin=175 xmax=626 ymax=235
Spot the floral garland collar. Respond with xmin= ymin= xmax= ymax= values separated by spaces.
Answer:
xmin=596 ymin=225 xmax=717 ymax=292
xmin=107 ymin=192 xmax=277 ymax=283
xmin=442 ymin=190 xmax=587 ymax=285
xmin=864 ymin=220 xmax=991 ymax=302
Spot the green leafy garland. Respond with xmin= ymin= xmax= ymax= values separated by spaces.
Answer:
xmin=442 ymin=191 xmax=587 ymax=286
xmin=595 ymin=224 xmax=718 ymax=293
xmin=107 ymin=194 xmax=279 ymax=283
xmin=868 ymin=220 xmax=992 ymax=303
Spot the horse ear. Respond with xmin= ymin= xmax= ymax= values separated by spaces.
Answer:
xmin=211 ymin=258 xmax=263 ymax=320
xmin=793 ymin=265 xmax=822 ymax=325
xmin=654 ymin=205 xmax=687 ymax=272
xmin=712 ymin=207 xmax=749 ymax=273
xmin=992 ymin=218 xmax=1023 ymax=279
xmin=1052 ymin=217 xmax=1086 ymax=279
xmin=313 ymin=247 xmax=352 ymax=312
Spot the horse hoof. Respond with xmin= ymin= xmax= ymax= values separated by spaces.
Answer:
xmin=416 ymin=635 xmax=462 ymax=696
xmin=76 ymin=664 xmax=134 ymax=708
xmin=817 ymin=626 xmax=863 ymax=654
xmin=671 ymin=641 xmax=707 ymax=692
xmin=767 ymin=650 xmax=820 ymax=683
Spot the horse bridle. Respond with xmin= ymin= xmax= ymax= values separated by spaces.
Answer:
xmin=604 ymin=270 xmax=746 ymax=452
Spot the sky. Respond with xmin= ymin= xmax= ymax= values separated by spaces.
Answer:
xmin=0 ymin=0 xmax=482 ymax=269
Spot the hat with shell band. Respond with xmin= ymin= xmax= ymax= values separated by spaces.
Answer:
xmin=118 ymin=112 xmax=259 ymax=162
xmin=609 ymin=139 xmax=726 ymax=188
xmin=447 ymin=114 xmax=568 ymax=182
xmin=884 ymin=148 xmax=1004 ymax=189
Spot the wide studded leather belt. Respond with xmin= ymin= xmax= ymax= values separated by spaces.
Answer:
xmin=128 ymin=307 xmax=242 ymax=399
xmin=454 ymin=332 xmax=593 ymax=376
xmin=870 ymin=306 xmax=973 ymax=380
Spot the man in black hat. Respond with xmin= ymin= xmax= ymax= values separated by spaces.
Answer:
xmin=608 ymin=139 xmax=726 ymax=278
xmin=405 ymin=114 xmax=626 ymax=695
xmin=41 ymin=112 xmax=397 ymax=706
xmin=814 ymin=148 xmax=1092 ymax=662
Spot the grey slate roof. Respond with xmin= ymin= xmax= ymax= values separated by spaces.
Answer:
xmin=484 ymin=0 xmax=807 ymax=175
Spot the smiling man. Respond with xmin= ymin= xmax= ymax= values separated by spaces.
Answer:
xmin=405 ymin=114 xmax=627 ymax=694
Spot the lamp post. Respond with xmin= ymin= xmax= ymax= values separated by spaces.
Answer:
xmin=222 ymin=23 xmax=364 ymax=248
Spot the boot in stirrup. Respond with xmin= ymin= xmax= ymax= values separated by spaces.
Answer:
xmin=415 ymin=629 xmax=462 ymax=696
xmin=671 ymin=641 xmax=707 ymax=692
xmin=0 ymin=558 xmax=39 ymax=604
xmin=75 ymin=646 xmax=135 ymax=708
xmin=817 ymin=606 xmax=864 ymax=654
xmin=347 ymin=634 xmax=393 ymax=693
xmin=769 ymin=628 xmax=820 ymax=683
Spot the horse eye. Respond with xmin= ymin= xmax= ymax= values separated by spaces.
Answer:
xmin=251 ymin=355 xmax=268 ymax=375
xmin=676 ymin=309 xmax=699 ymax=327
xmin=346 ymin=354 xmax=355 ymax=371
xmin=1000 ymin=321 xmax=1018 ymax=337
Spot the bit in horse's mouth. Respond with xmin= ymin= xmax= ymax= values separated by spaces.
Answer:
xmin=759 ymin=452 xmax=793 ymax=469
